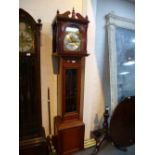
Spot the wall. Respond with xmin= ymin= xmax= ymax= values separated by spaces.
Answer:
xmin=83 ymin=0 xmax=135 ymax=139
xmin=19 ymin=0 xmax=135 ymax=140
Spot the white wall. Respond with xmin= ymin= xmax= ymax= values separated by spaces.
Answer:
xmin=83 ymin=0 xmax=135 ymax=139
xmin=19 ymin=0 xmax=134 ymax=140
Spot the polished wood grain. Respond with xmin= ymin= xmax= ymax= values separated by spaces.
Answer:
xmin=19 ymin=8 xmax=48 ymax=155
xmin=52 ymin=9 xmax=89 ymax=155
xmin=53 ymin=116 xmax=85 ymax=155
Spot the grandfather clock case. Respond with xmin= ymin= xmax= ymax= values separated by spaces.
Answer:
xmin=19 ymin=9 xmax=48 ymax=155
xmin=52 ymin=9 xmax=89 ymax=155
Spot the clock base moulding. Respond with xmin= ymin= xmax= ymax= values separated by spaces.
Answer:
xmin=53 ymin=116 xmax=85 ymax=155
xmin=52 ymin=52 xmax=89 ymax=58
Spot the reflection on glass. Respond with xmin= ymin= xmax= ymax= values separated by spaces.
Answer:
xmin=123 ymin=60 xmax=135 ymax=66
xmin=119 ymin=71 xmax=130 ymax=75
xmin=65 ymin=69 xmax=77 ymax=112
xmin=116 ymin=27 xmax=135 ymax=102
xmin=131 ymin=39 xmax=135 ymax=43
xmin=65 ymin=27 xmax=79 ymax=33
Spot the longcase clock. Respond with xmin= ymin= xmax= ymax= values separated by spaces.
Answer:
xmin=19 ymin=9 xmax=48 ymax=155
xmin=52 ymin=9 xmax=89 ymax=155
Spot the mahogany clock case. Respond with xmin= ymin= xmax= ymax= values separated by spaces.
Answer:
xmin=52 ymin=10 xmax=90 ymax=155
xmin=19 ymin=9 xmax=48 ymax=155
xmin=52 ymin=10 xmax=90 ymax=122
xmin=52 ymin=9 xmax=89 ymax=57
xmin=59 ymin=58 xmax=82 ymax=121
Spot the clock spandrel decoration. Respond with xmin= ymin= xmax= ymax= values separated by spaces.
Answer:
xmin=19 ymin=9 xmax=48 ymax=155
xmin=52 ymin=9 xmax=89 ymax=155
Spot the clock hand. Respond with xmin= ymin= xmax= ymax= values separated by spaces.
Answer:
xmin=69 ymin=34 xmax=74 ymax=43
xmin=67 ymin=35 xmax=72 ymax=43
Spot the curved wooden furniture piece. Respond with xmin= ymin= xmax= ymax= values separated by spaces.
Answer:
xmin=92 ymin=96 xmax=135 ymax=154
xmin=110 ymin=96 xmax=135 ymax=147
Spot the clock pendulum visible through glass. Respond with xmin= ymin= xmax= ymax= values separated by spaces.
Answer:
xmin=65 ymin=69 xmax=77 ymax=112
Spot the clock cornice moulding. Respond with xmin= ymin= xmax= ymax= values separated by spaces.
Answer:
xmin=53 ymin=9 xmax=89 ymax=24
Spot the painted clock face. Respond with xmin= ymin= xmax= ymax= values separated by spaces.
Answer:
xmin=19 ymin=22 xmax=34 ymax=53
xmin=64 ymin=27 xmax=81 ymax=52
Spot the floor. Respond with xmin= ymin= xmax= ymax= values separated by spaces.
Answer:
xmin=73 ymin=142 xmax=135 ymax=155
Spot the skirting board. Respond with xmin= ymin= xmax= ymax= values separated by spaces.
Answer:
xmin=84 ymin=138 xmax=96 ymax=149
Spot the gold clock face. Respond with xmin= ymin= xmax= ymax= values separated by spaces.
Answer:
xmin=19 ymin=22 xmax=34 ymax=53
xmin=64 ymin=27 xmax=81 ymax=52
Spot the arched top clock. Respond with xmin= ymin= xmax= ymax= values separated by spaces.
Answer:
xmin=52 ymin=9 xmax=89 ymax=57
xmin=19 ymin=8 xmax=42 ymax=55
xmin=19 ymin=9 xmax=48 ymax=155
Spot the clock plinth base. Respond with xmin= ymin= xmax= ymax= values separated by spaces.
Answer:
xmin=19 ymin=136 xmax=48 ymax=155
xmin=53 ymin=116 xmax=85 ymax=155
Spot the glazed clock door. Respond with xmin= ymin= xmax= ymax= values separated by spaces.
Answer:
xmin=62 ymin=59 xmax=81 ymax=120
xmin=19 ymin=55 xmax=41 ymax=138
xmin=65 ymin=68 xmax=78 ymax=112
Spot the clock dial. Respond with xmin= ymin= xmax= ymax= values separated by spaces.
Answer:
xmin=64 ymin=27 xmax=81 ymax=51
xmin=19 ymin=22 xmax=34 ymax=53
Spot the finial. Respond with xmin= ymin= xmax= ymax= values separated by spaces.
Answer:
xmin=72 ymin=7 xmax=76 ymax=18
xmin=57 ymin=10 xmax=59 ymax=15
xmin=37 ymin=19 xmax=41 ymax=24
xmin=105 ymin=106 xmax=109 ymax=111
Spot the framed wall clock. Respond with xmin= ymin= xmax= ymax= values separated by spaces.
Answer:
xmin=52 ymin=9 xmax=89 ymax=155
